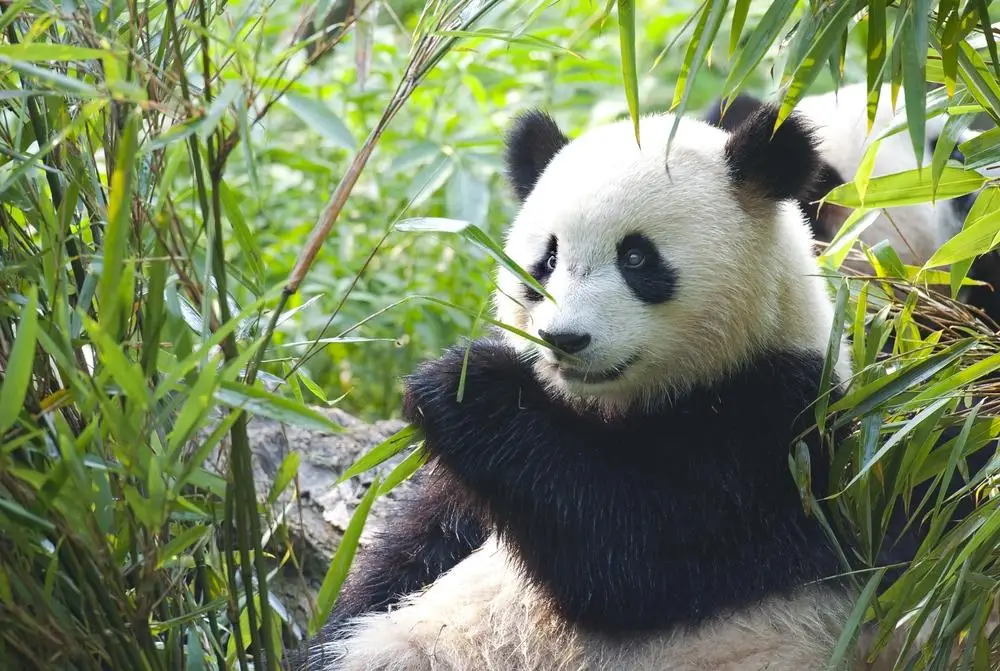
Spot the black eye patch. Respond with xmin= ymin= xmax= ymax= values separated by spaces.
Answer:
xmin=523 ymin=235 xmax=557 ymax=302
xmin=616 ymin=233 xmax=676 ymax=304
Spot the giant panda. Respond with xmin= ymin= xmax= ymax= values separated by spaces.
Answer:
xmin=297 ymin=104 xmax=876 ymax=670
xmin=704 ymin=83 xmax=998 ymax=323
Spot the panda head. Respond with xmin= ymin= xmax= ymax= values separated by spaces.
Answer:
xmin=495 ymin=107 xmax=841 ymax=412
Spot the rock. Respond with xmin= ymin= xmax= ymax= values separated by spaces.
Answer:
xmin=241 ymin=407 xmax=410 ymax=634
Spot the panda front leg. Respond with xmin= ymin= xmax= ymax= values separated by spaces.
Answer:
xmin=397 ymin=338 xmax=677 ymax=632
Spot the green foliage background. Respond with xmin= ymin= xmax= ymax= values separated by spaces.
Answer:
xmin=1 ymin=0 xmax=999 ymax=669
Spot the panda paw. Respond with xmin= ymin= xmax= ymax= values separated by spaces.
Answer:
xmin=401 ymin=338 xmax=534 ymax=433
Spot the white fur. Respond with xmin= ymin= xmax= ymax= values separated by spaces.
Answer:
xmin=494 ymin=112 xmax=851 ymax=413
xmin=310 ymin=537 xmax=855 ymax=671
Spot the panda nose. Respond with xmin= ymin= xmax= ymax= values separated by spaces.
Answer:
xmin=538 ymin=329 xmax=592 ymax=354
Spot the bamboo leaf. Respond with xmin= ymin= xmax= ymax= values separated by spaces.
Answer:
xmin=336 ymin=424 xmax=423 ymax=484
xmin=283 ymin=93 xmax=357 ymax=151
xmin=98 ymin=111 xmax=140 ymax=337
xmin=668 ymin=0 xmax=728 ymax=150
xmin=0 ymin=286 xmax=39 ymax=435
xmin=926 ymin=188 xmax=1000 ymax=267
xmin=0 ymin=43 xmax=112 ymax=61
xmin=826 ymin=568 xmax=888 ymax=669
xmin=617 ymin=0 xmax=640 ymax=145
xmin=900 ymin=0 xmax=930 ymax=168
xmin=776 ymin=0 xmax=857 ymax=128
xmin=728 ymin=0 xmax=751 ymax=55
xmin=396 ymin=217 xmax=553 ymax=301
xmin=267 ymin=452 xmax=301 ymax=505
xmin=823 ymin=166 xmax=985 ymax=209
xmin=865 ymin=0 xmax=886 ymax=130
xmin=722 ymin=0 xmax=798 ymax=98
xmin=309 ymin=475 xmax=382 ymax=636
xmin=214 ymin=380 xmax=344 ymax=432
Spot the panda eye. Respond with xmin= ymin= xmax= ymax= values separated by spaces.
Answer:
xmin=546 ymin=253 xmax=557 ymax=271
xmin=623 ymin=249 xmax=646 ymax=269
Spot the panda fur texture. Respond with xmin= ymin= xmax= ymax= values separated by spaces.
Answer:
xmin=703 ymin=82 xmax=974 ymax=267
xmin=299 ymin=105 xmax=868 ymax=671
xmin=704 ymin=83 xmax=1000 ymax=332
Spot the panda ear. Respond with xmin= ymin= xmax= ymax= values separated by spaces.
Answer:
xmin=504 ymin=110 xmax=569 ymax=201
xmin=723 ymin=104 xmax=821 ymax=202
xmin=702 ymin=93 xmax=765 ymax=133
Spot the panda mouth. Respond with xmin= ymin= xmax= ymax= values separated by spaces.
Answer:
xmin=557 ymin=355 xmax=639 ymax=383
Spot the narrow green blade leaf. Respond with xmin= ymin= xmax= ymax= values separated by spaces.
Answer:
xmin=283 ymin=93 xmax=357 ymax=151
xmin=396 ymin=217 xmax=553 ymax=301
xmin=98 ymin=111 xmax=139 ymax=337
xmin=214 ymin=380 xmax=344 ymax=432
xmin=308 ymin=475 xmax=381 ymax=636
xmin=722 ymin=0 xmax=798 ymax=98
xmin=824 ymin=166 xmax=985 ymax=209
xmin=0 ymin=286 xmax=39 ymax=435
xmin=865 ymin=0 xmax=887 ymax=130
xmin=776 ymin=1 xmax=856 ymax=128
xmin=336 ymin=425 xmax=423 ymax=484
xmin=729 ymin=0 xmax=751 ymax=55
xmin=617 ymin=0 xmax=640 ymax=145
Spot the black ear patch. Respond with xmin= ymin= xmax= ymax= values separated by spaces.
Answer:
xmin=504 ymin=110 xmax=569 ymax=201
xmin=723 ymin=104 xmax=821 ymax=202
xmin=702 ymin=93 xmax=765 ymax=133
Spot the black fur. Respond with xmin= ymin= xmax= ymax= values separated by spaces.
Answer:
xmin=524 ymin=234 xmax=558 ymax=303
xmin=394 ymin=338 xmax=844 ymax=632
xmin=798 ymin=162 xmax=849 ymax=240
xmin=703 ymin=95 xmax=846 ymax=239
xmin=504 ymin=110 xmax=569 ymax=201
xmin=319 ymin=469 xmax=488 ymax=635
xmin=616 ymin=232 xmax=677 ymax=304
xmin=724 ymin=104 xmax=822 ymax=203
xmin=702 ymin=92 xmax=767 ymax=132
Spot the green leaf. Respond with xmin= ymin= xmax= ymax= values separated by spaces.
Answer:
xmin=926 ymin=187 xmax=1000 ymax=267
xmin=396 ymin=217 xmax=553 ymax=301
xmin=283 ymin=93 xmax=356 ymax=151
xmin=446 ymin=168 xmax=490 ymax=227
xmin=0 ymin=286 xmax=39 ymax=435
xmin=617 ymin=0 xmax=640 ymax=145
xmin=309 ymin=476 xmax=381 ymax=636
xmin=81 ymin=316 xmax=149 ymax=410
xmin=99 ymin=111 xmax=140 ymax=338
xmin=722 ymin=0 xmax=798 ymax=98
xmin=728 ymin=0 xmax=751 ymax=55
xmin=336 ymin=425 xmax=423 ymax=484
xmin=829 ymin=339 xmax=976 ymax=421
xmin=865 ymin=0 xmax=887 ymax=130
xmin=826 ymin=568 xmax=887 ymax=669
xmin=198 ymin=79 xmax=241 ymax=140
xmin=377 ymin=446 xmax=428 ymax=496
xmin=930 ymin=113 xmax=976 ymax=197
xmin=668 ymin=0 xmax=728 ymax=150
xmin=0 ymin=43 xmax=112 ymax=61
xmin=219 ymin=181 xmax=265 ymax=288
xmin=214 ymin=380 xmax=344 ymax=432
xmin=267 ymin=452 xmax=301 ymax=505
xmin=900 ymin=0 xmax=930 ymax=168
xmin=155 ymin=525 xmax=210 ymax=569
xmin=956 ymin=125 xmax=1000 ymax=170
xmin=823 ymin=166 xmax=985 ymax=209
xmin=776 ymin=0 xmax=857 ymax=127
xmin=843 ymin=396 xmax=952 ymax=491
xmin=0 ymin=497 xmax=55 ymax=532
xmin=0 ymin=56 xmax=100 ymax=96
